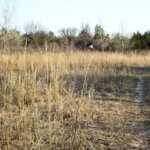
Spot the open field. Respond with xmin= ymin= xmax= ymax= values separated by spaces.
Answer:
xmin=0 ymin=50 xmax=150 ymax=149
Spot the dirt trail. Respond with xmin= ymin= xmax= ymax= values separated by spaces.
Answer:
xmin=129 ymin=68 xmax=150 ymax=149
xmin=133 ymin=73 xmax=150 ymax=106
xmin=135 ymin=77 xmax=144 ymax=104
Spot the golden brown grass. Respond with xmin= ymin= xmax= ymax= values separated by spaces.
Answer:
xmin=0 ymin=50 xmax=150 ymax=149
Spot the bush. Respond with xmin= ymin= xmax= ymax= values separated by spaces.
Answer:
xmin=130 ymin=31 xmax=150 ymax=50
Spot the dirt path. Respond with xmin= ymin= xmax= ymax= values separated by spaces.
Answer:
xmin=135 ymin=77 xmax=144 ymax=104
xmin=129 ymin=68 xmax=150 ymax=149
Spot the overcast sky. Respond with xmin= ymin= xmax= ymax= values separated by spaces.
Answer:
xmin=1 ymin=0 xmax=150 ymax=35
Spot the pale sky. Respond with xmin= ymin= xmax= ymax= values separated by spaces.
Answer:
xmin=1 ymin=0 xmax=150 ymax=35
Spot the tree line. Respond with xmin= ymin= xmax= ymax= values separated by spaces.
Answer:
xmin=1 ymin=0 xmax=150 ymax=52
xmin=0 ymin=22 xmax=150 ymax=52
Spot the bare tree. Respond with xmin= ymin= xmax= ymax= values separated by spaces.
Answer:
xmin=59 ymin=27 xmax=77 ymax=48
xmin=0 ymin=0 xmax=16 ymax=29
xmin=0 ymin=0 xmax=16 ymax=52
xmin=120 ymin=20 xmax=127 ymax=52
xmin=24 ymin=22 xmax=41 ymax=49
xmin=23 ymin=22 xmax=49 ymax=50
xmin=109 ymin=32 xmax=129 ymax=51
xmin=24 ymin=22 xmax=42 ymax=34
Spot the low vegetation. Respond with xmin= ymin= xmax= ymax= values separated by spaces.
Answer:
xmin=0 ymin=50 xmax=150 ymax=149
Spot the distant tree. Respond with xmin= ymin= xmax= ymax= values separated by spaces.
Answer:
xmin=7 ymin=29 xmax=21 ymax=49
xmin=47 ymin=31 xmax=58 ymax=44
xmin=130 ymin=31 xmax=150 ymax=50
xmin=24 ymin=22 xmax=42 ymax=34
xmin=93 ymin=25 xmax=109 ymax=51
xmin=0 ymin=28 xmax=21 ymax=50
xmin=119 ymin=21 xmax=127 ymax=52
xmin=0 ymin=0 xmax=16 ymax=29
xmin=130 ymin=32 xmax=142 ymax=49
xmin=76 ymin=24 xmax=92 ymax=49
xmin=108 ymin=33 xmax=130 ymax=51
xmin=109 ymin=33 xmax=122 ymax=51
xmin=144 ymin=31 xmax=150 ymax=48
xmin=0 ymin=0 xmax=16 ymax=52
xmin=34 ymin=30 xmax=48 ymax=46
xmin=22 ymin=32 xmax=36 ymax=48
xmin=23 ymin=22 xmax=45 ymax=48
xmin=0 ymin=28 xmax=7 ymax=50
xmin=59 ymin=27 xmax=77 ymax=47
xmin=120 ymin=35 xmax=130 ymax=51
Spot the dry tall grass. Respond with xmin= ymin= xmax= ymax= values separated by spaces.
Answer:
xmin=0 ymin=50 xmax=150 ymax=149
